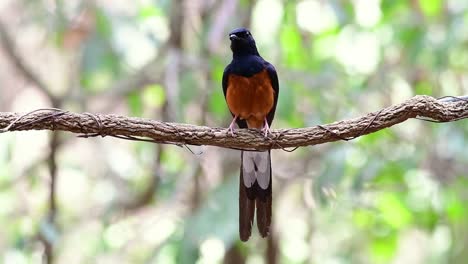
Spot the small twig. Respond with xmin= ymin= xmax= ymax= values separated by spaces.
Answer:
xmin=317 ymin=109 xmax=384 ymax=141
xmin=183 ymin=145 xmax=204 ymax=155
xmin=270 ymin=129 xmax=299 ymax=153
xmin=77 ymin=112 xmax=106 ymax=137
xmin=0 ymin=108 xmax=66 ymax=133
xmin=108 ymin=135 xmax=162 ymax=143
xmin=437 ymin=95 xmax=468 ymax=103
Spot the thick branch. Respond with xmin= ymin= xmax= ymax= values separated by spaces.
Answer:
xmin=0 ymin=95 xmax=467 ymax=151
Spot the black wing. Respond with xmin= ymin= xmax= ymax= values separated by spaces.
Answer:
xmin=222 ymin=64 xmax=248 ymax=128
xmin=265 ymin=62 xmax=279 ymax=126
xmin=222 ymin=63 xmax=231 ymax=98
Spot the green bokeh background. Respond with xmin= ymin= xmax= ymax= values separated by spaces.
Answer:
xmin=0 ymin=0 xmax=468 ymax=263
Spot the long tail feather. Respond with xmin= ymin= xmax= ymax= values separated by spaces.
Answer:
xmin=255 ymin=151 xmax=272 ymax=237
xmin=239 ymin=150 xmax=272 ymax=241
xmin=239 ymin=151 xmax=255 ymax=241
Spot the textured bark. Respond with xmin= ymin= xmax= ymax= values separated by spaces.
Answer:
xmin=1 ymin=95 xmax=467 ymax=151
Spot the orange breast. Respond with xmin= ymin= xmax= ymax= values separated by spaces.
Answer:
xmin=226 ymin=69 xmax=275 ymax=128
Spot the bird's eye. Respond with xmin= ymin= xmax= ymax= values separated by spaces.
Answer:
xmin=238 ymin=32 xmax=247 ymax=38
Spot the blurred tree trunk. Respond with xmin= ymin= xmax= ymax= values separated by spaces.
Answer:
xmin=266 ymin=232 xmax=279 ymax=264
xmin=224 ymin=244 xmax=246 ymax=264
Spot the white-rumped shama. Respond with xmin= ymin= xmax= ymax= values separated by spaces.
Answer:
xmin=222 ymin=27 xmax=279 ymax=241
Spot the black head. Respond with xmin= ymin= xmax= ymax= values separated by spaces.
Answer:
xmin=229 ymin=27 xmax=259 ymax=57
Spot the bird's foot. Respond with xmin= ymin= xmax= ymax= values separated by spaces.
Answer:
xmin=226 ymin=126 xmax=236 ymax=136
xmin=226 ymin=115 xmax=238 ymax=136
xmin=261 ymin=118 xmax=270 ymax=138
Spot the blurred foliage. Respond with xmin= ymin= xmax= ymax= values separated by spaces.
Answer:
xmin=1 ymin=0 xmax=468 ymax=263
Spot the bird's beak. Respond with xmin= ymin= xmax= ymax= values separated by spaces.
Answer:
xmin=229 ymin=34 xmax=239 ymax=41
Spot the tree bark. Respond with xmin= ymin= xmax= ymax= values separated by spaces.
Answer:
xmin=0 ymin=95 xmax=467 ymax=151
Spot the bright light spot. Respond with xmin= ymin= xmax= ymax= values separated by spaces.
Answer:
xmin=296 ymin=0 xmax=337 ymax=33
xmin=427 ymin=25 xmax=445 ymax=45
xmin=141 ymin=15 xmax=169 ymax=42
xmin=447 ymin=0 xmax=468 ymax=13
xmin=311 ymin=232 xmax=331 ymax=258
xmin=282 ymin=236 xmax=309 ymax=262
xmin=20 ymin=217 xmax=35 ymax=235
xmin=113 ymin=23 xmax=157 ymax=68
xmin=107 ymin=147 xmax=136 ymax=179
xmin=393 ymin=230 xmax=429 ymax=264
xmin=391 ymin=77 xmax=413 ymax=104
xmin=143 ymin=218 xmax=176 ymax=245
xmin=281 ymin=217 xmax=310 ymax=262
xmin=346 ymin=148 xmax=367 ymax=169
xmin=377 ymin=25 xmax=395 ymax=46
xmin=440 ymin=70 xmax=458 ymax=95
xmin=92 ymin=180 xmax=116 ymax=205
xmin=104 ymin=222 xmax=131 ymax=249
xmin=432 ymin=225 xmax=452 ymax=255
xmin=335 ymin=27 xmax=380 ymax=74
xmin=198 ymin=237 xmax=225 ymax=264
xmin=58 ymin=168 xmax=90 ymax=208
xmin=155 ymin=244 xmax=178 ymax=264
xmin=139 ymin=0 xmax=153 ymax=5
xmin=0 ymin=192 xmax=14 ymax=215
xmin=353 ymin=0 xmax=382 ymax=27
xmin=405 ymin=170 xmax=434 ymax=195
xmin=252 ymin=0 xmax=283 ymax=45
xmin=0 ymin=0 xmax=10 ymax=9
xmin=314 ymin=35 xmax=337 ymax=59
xmin=405 ymin=170 xmax=436 ymax=210
xmin=283 ymin=218 xmax=308 ymax=239
xmin=246 ymin=255 xmax=264 ymax=264
xmin=4 ymin=250 xmax=28 ymax=264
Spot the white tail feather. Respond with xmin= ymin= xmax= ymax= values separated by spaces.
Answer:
xmin=242 ymin=151 xmax=270 ymax=189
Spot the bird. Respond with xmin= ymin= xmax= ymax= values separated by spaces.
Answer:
xmin=222 ymin=27 xmax=279 ymax=241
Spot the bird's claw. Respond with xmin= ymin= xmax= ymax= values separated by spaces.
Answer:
xmin=226 ymin=115 xmax=238 ymax=137
xmin=261 ymin=118 xmax=270 ymax=138
xmin=261 ymin=127 xmax=270 ymax=138
xmin=226 ymin=126 xmax=236 ymax=137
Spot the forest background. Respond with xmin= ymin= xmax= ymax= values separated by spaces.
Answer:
xmin=0 ymin=0 xmax=468 ymax=263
